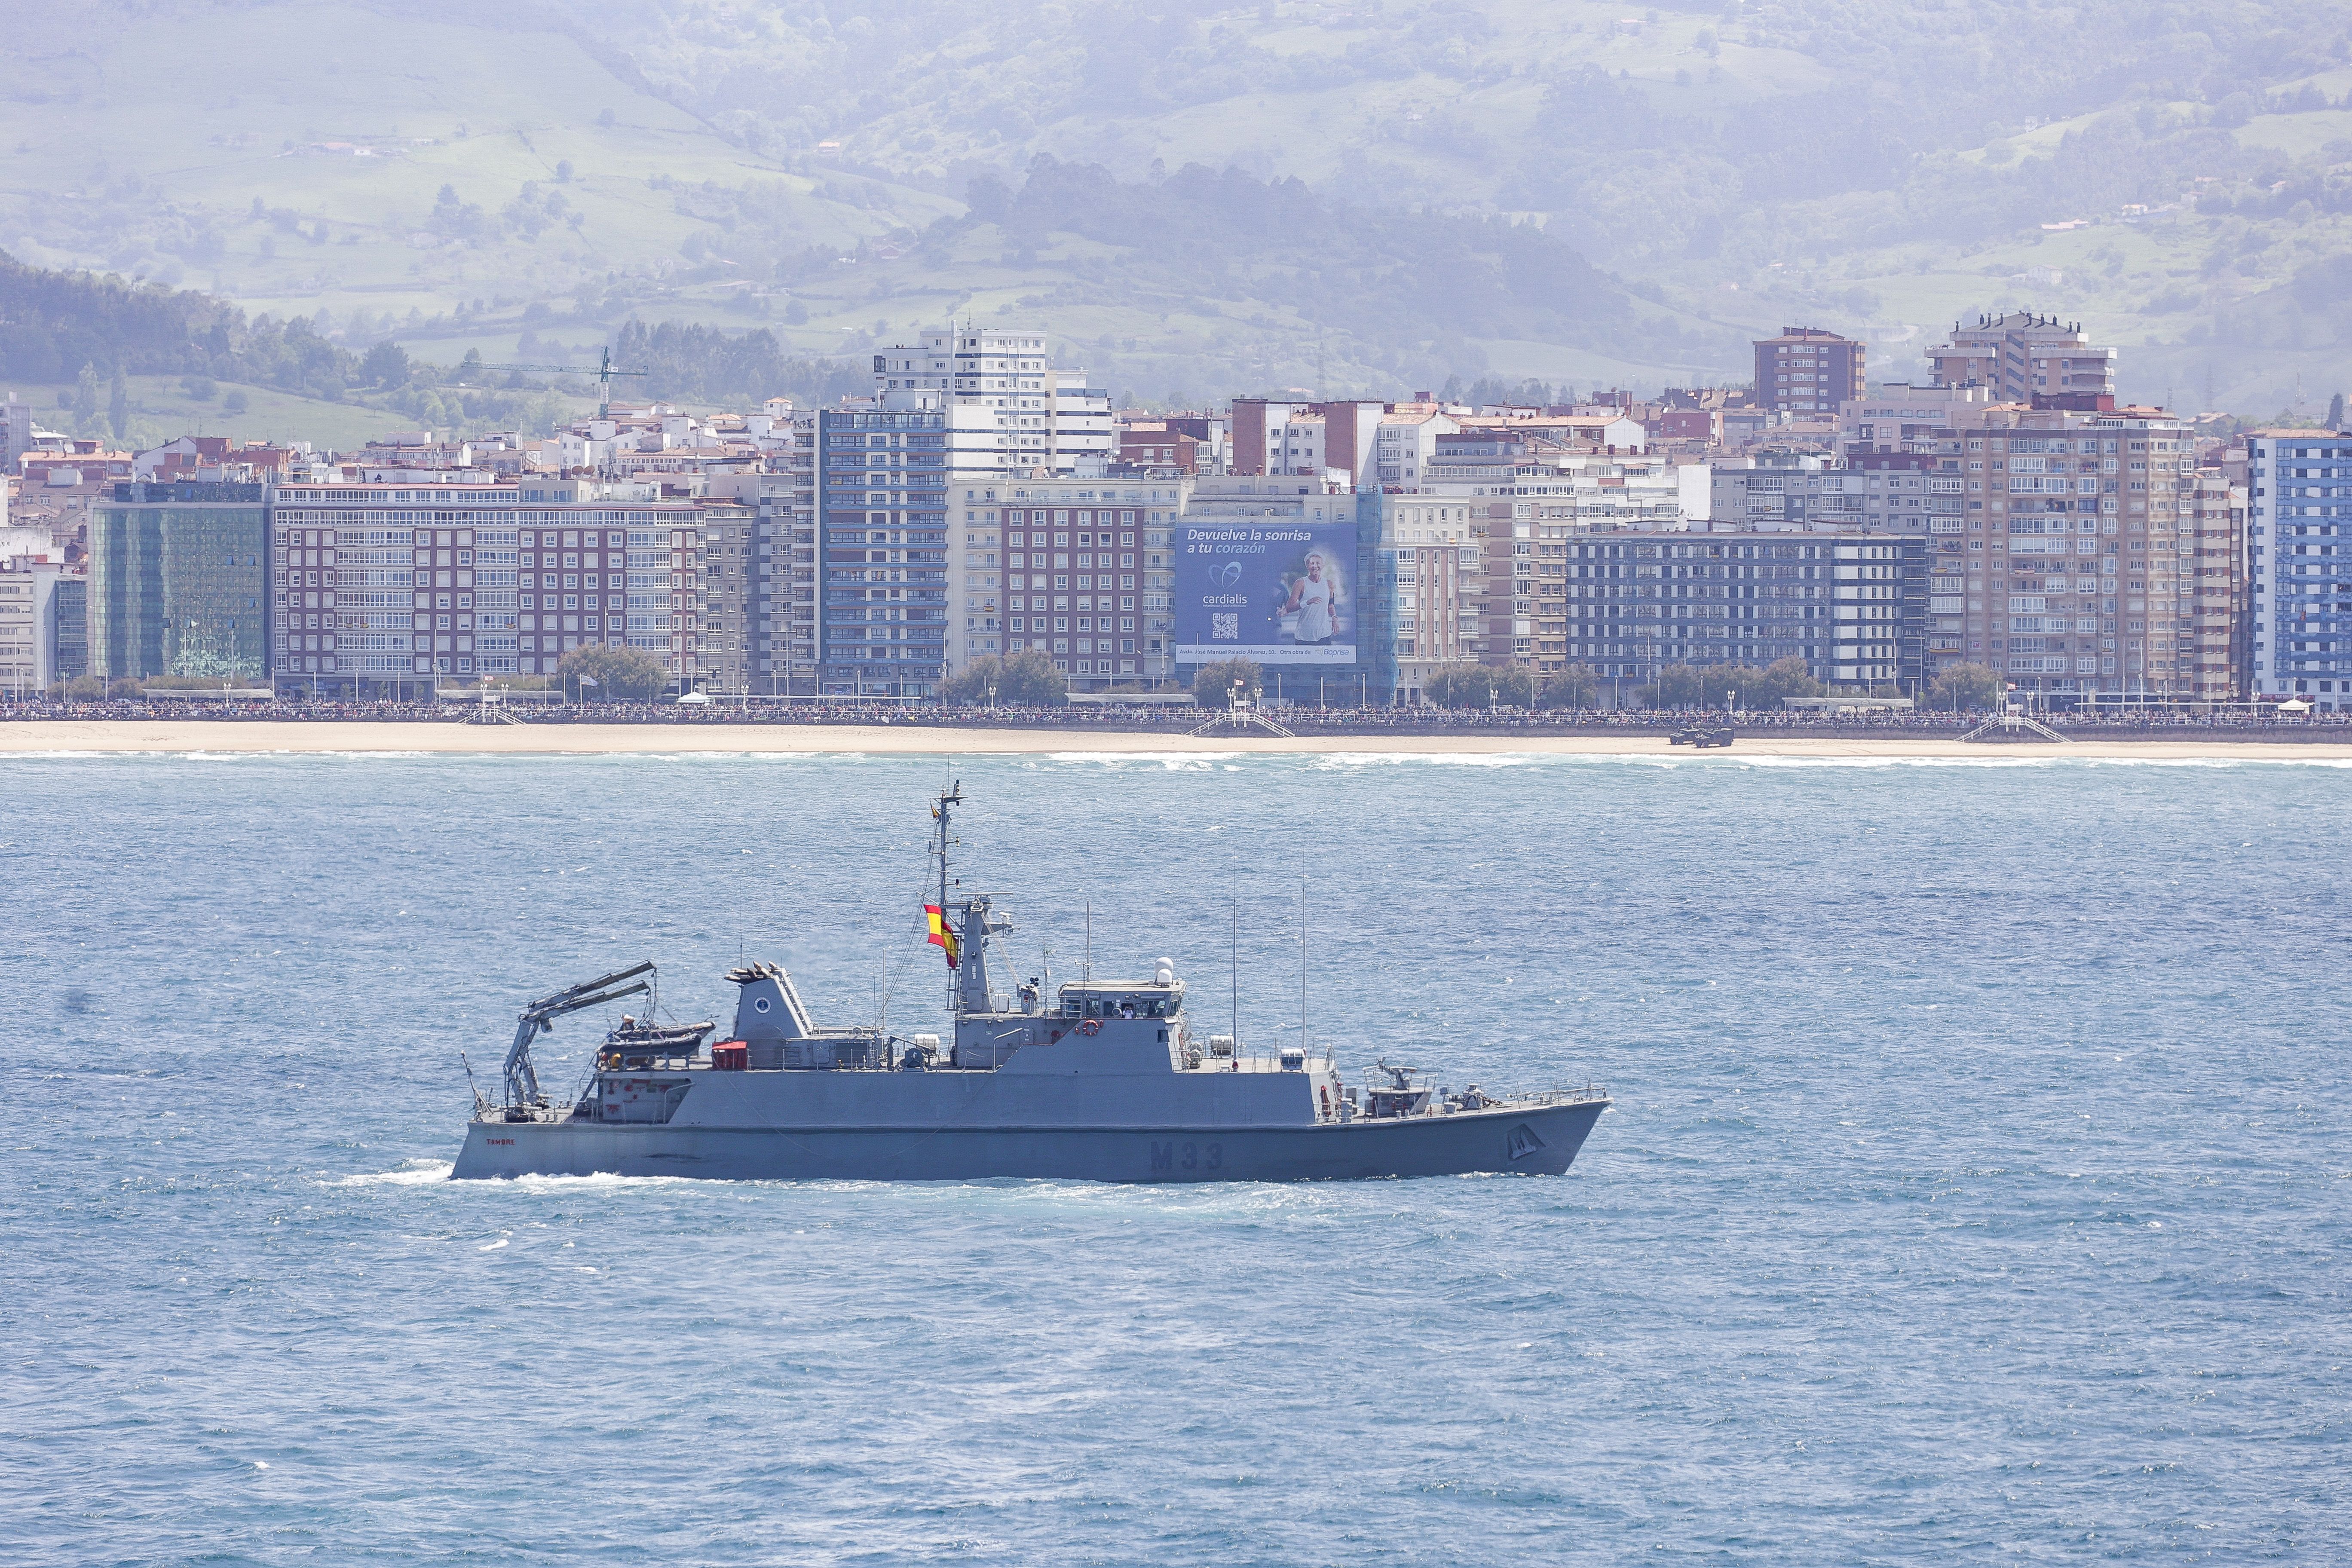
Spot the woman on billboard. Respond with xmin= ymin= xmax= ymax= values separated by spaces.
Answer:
xmin=1280 ymin=548 xmax=1344 ymax=647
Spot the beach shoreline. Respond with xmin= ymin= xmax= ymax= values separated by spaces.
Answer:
xmin=2 ymin=720 xmax=2349 ymax=761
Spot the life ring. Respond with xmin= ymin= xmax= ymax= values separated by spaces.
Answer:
xmin=1078 ymin=1019 xmax=1102 ymax=1036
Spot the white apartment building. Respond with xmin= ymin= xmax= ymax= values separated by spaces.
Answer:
xmin=0 ymin=552 xmax=64 ymax=692
xmin=1372 ymin=494 xmax=1483 ymax=689
xmin=1410 ymin=450 xmax=1685 ymax=530
xmin=1373 ymin=409 xmax=1458 ymax=485
xmin=1051 ymin=370 xmax=1116 ymax=474
xmin=1233 ymin=399 xmax=1387 ymax=485
xmin=872 ymin=325 xmax=1118 ymax=675
xmin=873 ymin=327 xmax=1116 ymax=478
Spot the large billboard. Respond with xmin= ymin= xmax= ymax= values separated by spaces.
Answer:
xmin=1174 ymin=521 xmax=1357 ymax=665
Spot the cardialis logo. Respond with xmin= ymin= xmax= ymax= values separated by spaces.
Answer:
xmin=1211 ymin=561 xmax=1244 ymax=588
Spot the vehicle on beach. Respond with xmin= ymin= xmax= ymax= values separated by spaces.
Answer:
xmin=453 ymin=786 xmax=1610 ymax=1183
xmin=1670 ymin=723 xmax=1735 ymax=748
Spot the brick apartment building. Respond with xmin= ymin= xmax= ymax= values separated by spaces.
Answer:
xmin=1753 ymin=327 xmax=1867 ymax=415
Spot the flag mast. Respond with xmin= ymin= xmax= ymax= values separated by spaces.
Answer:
xmin=932 ymin=780 xmax=962 ymax=1011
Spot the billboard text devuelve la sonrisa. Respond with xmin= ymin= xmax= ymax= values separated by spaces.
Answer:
xmin=1174 ymin=522 xmax=1357 ymax=665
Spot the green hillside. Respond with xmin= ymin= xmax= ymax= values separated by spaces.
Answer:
xmin=8 ymin=0 xmax=2352 ymax=416
xmin=1 ymin=0 xmax=928 ymax=371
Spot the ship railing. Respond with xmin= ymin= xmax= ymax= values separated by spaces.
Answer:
xmin=479 ymin=1102 xmax=578 ymax=1125
xmin=1506 ymin=1086 xmax=1610 ymax=1107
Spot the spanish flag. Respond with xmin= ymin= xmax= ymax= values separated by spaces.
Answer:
xmin=925 ymin=904 xmax=961 ymax=969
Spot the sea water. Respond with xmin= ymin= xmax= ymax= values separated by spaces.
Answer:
xmin=3 ymin=750 xmax=2346 ymax=1565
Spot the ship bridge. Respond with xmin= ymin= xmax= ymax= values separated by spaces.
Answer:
xmin=1054 ymin=980 xmax=1183 ymax=1020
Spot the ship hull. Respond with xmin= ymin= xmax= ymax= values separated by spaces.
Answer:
xmin=450 ymin=1099 xmax=1608 ymax=1183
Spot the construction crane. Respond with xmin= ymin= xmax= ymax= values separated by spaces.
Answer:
xmin=450 ymin=346 xmax=649 ymax=419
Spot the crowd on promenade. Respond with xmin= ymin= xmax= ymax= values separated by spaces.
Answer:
xmin=3 ymin=694 xmax=2349 ymax=738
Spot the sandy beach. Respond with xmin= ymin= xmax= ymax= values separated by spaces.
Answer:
xmin=3 ymin=720 xmax=2349 ymax=761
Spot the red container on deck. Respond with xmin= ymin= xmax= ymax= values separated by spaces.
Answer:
xmin=711 ymin=1040 xmax=748 ymax=1071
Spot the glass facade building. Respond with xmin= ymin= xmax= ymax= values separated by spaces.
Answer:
xmin=52 ymin=577 xmax=87 ymax=678
xmin=89 ymin=483 xmax=270 ymax=680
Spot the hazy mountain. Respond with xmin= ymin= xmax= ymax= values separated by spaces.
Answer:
xmin=6 ymin=0 xmax=2350 ymax=421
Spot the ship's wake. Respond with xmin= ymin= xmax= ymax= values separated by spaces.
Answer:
xmin=333 ymin=1159 xmax=455 ymax=1186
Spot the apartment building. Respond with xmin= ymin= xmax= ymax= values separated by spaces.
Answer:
xmin=2243 ymin=430 xmax=2352 ymax=707
xmin=2184 ymin=469 xmax=2248 ymax=702
xmin=1929 ymin=312 xmax=2116 ymax=403
xmin=867 ymin=327 xmax=1118 ymax=682
xmin=0 ymin=552 xmax=64 ymax=692
xmin=693 ymin=501 xmax=761 ymax=695
xmin=1372 ymin=408 xmax=1458 ymax=484
xmin=1117 ymin=423 xmax=1202 ymax=473
xmin=1051 ymin=371 xmax=1117 ymax=474
xmin=703 ymin=416 xmax=819 ymax=695
xmin=1543 ymin=532 xmax=1927 ymax=697
xmin=1375 ymin=494 xmax=1485 ymax=694
xmin=771 ymin=413 xmax=820 ymax=689
xmin=1370 ymin=443 xmax=1692 ymax=686
xmin=1753 ymin=327 xmax=1867 ymax=415
xmin=1844 ymin=381 xmax=1996 ymax=445
xmin=1228 ymin=398 xmax=1310 ymax=477
xmin=973 ymin=475 xmax=1186 ymax=687
xmin=0 ymin=391 xmax=37 ymax=474
xmin=1712 ymin=451 xmax=1963 ymax=537
xmin=1454 ymin=409 xmax=1649 ymax=453
xmin=816 ymin=407 xmax=948 ymax=696
xmin=267 ymin=478 xmax=705 ymax=690
xmin=1945 ymin=399 xmax=2191 ymax=699
xmin=872 ymin=327 xmax=1115 ymax=477
xmin=1229 ymin=398 xmax=1388 ymax=484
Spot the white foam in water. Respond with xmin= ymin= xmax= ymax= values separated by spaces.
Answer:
xmin=1045 ymin=751 xmax=1240 ymax=767
xmin=334 ymin=1160 xmax=454 ymax=1187
xmin=1306 ymin=751 xmax=1539 ymax=769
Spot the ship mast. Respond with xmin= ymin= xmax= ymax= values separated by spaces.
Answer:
xmin=934 ymin=780 xmax=960 ymax=1014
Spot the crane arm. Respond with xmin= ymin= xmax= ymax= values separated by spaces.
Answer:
xmin=528 ymin=961 xmax=656 ymax=1018
xmin=501 ymin=961 xmax=657 ymax=1109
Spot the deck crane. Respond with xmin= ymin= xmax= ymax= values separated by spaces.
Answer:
xmin=499 ymin=960 xmax=657 ymax=1114
xmin=451 ymin=346 xmax=649 ymax=419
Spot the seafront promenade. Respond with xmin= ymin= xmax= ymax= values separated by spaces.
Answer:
xmin=5 ymin=705 xmax=2351 ymax=760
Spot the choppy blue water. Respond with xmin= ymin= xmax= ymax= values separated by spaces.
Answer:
xmin=3 ymin=750 xmax=2348 ymax=1565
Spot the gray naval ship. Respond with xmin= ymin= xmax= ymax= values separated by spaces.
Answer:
xmin=452 ymin=787 xmax=1609 ymax=1183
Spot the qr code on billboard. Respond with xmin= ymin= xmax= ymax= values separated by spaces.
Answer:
xmin=1211 ymin=612 xmax=1239 ymax=640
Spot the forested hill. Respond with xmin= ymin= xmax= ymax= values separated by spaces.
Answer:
xmin=0 ymin=250 xmax=355 ymax=394
xmin=12 ymin=0 xmax=2352 ymax=410
xmin=0 ymin=252 xmax=864 ymax=436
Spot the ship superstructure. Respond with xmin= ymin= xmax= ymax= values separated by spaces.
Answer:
xmin=453 ymin=786 xmax=1608 ymax=1182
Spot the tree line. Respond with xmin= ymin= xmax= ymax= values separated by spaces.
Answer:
xmin=0 ymin=249 xmax=866 ymax=438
